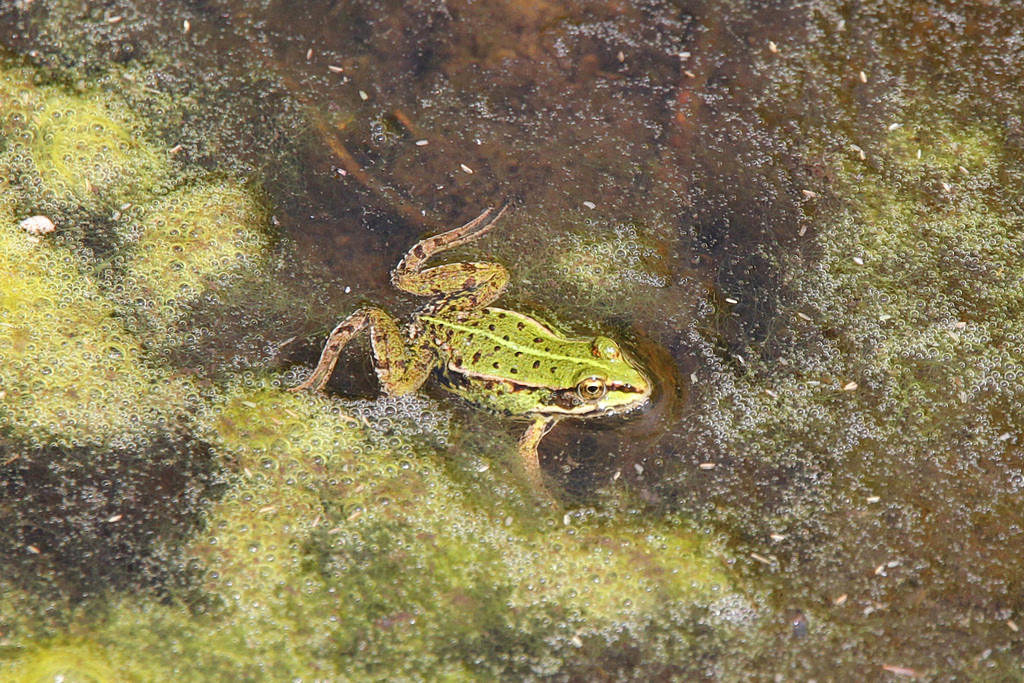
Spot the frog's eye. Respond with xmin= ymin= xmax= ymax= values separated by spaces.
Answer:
xmin=591 ymin=337 xmax=621 ymax=360
xmin=576 ymin=377 xmax=608 ymax=402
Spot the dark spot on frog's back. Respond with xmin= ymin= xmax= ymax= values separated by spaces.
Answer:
xmin=517 ymin=321 xmax=525 ymax=331
xmin=472 ymin=351 xmax=482 ymax=363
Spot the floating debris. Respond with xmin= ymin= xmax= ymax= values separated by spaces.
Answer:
xmin=19 ymin=215 xmax=55 ymax=235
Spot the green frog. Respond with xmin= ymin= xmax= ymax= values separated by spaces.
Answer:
xmin=291 ymin=206 xmax=652 ymax=493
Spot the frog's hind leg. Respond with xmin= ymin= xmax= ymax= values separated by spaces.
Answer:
xmin=291 ymin=307 xmax=434 ymax=394
xmin=393 ymin=206 xmax=511 ymax=310
xmin=403 ymin=260 xmax=511 ymax=315
xmin=392 ymin=205 xmax=508 ymax=283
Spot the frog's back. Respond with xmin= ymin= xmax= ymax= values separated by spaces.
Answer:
xmin=422 ymin=307 xmax=597 ymax=385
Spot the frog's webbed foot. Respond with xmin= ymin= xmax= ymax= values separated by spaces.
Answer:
xmin=518 ymin=415 xmax=560 ymax=498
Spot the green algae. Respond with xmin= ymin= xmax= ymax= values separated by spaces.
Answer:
xmin=9 ymin=641 xmax=117 ymax=683
xmin=0 ymin=203 xmax=199 ymax=449
xmin=30 ymin=91 xmax=171 ymax=212
xmin=114 ymin=180 xmax=270 ymax=330
xmin=689 ymin=118 xmax=1024 ymax=451
xmin=806 ymin=121 xmax=1024 ymax=425
xmin=552 ymin=219 xmax=671 ymax=313
xmin=179 ymin=379 xmax=737 ymax=679
xmin=0 ymin=72 xmax=172 ymax=219
xmin=666 ymin=113 xmax=1024 ymax=676
xmin=0 ymin=380 xmax=741 ymax=680
xmin=494 ymin=212 xmax=674 ymax=321
xmin=0 ymin=58 xmax=275 ymax=448
xmin=3 ymin=0 xmax=1024 ymax=677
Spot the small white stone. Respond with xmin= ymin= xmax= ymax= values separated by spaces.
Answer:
xmin=19 ymin=215 xmax=55 ymax=235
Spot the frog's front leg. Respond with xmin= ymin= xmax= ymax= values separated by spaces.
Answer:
xmin=291 ymin=307 xmax=435 ymax=394
xmin=518 ymin=415 xmax=560 ymax=494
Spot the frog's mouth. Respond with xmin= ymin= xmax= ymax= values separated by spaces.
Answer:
xmin=534 ymin=382 xmax=652 ymax=417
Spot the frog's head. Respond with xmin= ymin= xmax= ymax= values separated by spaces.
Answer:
xmin=539 ymin=336 xmax=652 ymax=418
